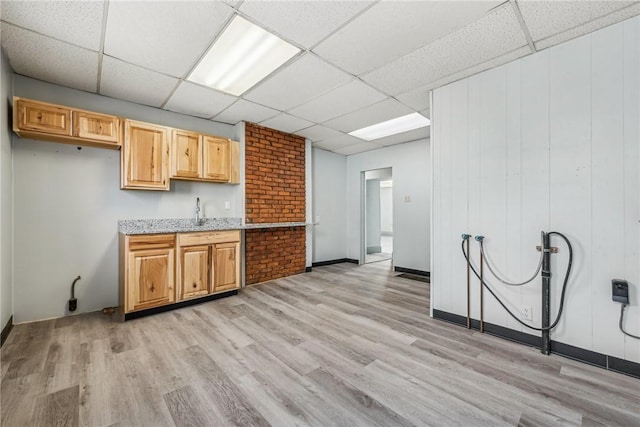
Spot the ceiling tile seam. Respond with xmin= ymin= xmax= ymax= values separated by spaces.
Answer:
xmin=232 ymin=9 xmax=310 ymax=53
xmin=233 ymin=48 xmax=307 ymax=98
xmin=529 ymin=2 xmax=640 ymax=48
xmin=306 ymin=0 xmax=382 ymax=51
xmin=96 ymin=0 xmax=110 ymax=93
xmin=175 ymin=10 xmax=237 ymax=83
xmin=158 ymin=80 xmax=184 ymax=111
xmin=0 ymin=20 xmax=100 ymax=53
xmin=207 ymin=98 xmax=243 ymax=120
xmin=510 ymin=0 xmax=536 ymax=53
xmin=210 ymin=99 xmax=283 ymax=122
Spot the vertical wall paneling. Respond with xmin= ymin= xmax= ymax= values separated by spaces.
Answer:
xmin=467 ymin=76 xmax=481 ymax=320
xmin=505 ymin=60 xmax=523 ymax=332
xmin=623 ymin=18 xmax=640 ymax=361
xmin=591 ymin=24 xmax=625 ymax=358
xmin=519 ymin=51 xmax=550 ymax=334
xmin=479 ymin=67 xmax=509 ymax=326
xmin=432 ymin=16 xmax=640 ymax=364
xmin=548 ymin=35 xmax=592 ymax=350
xmin=450 ymin=80 xmax=469 ymax=316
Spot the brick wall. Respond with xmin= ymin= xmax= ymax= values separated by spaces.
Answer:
xmin=245 ymin=123 xmax=305 ymax=224
xmin=244 ymin=123 xmax=306 ymax=285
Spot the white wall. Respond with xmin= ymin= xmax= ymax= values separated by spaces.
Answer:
xmin=380 ymin=185 xmax=393 ymax=234
xmin=13 ymin=76 xmax=242 ymax=323
xmin=312 ymin=148 xmax=347 ymax=262
xmin=1 ymin=50 xmax=13 ymax=329
xmin=365 ymin=179 xmax=381 ymax=252
xmin=346 ymin=139 xmax=430 ymax=271
xmin=432 ymin=17 xmax=640 ymax=363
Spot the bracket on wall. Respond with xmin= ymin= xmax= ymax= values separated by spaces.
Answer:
xmin=536 ymin=246 xmax=558 ymax=253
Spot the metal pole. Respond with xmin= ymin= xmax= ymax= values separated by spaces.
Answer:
xmin=480 ymin=249 xmax=484 ymax=333
xmin=541 ymin=231 xmax=551 ymax=355
xmin=466 ymin=238 xmax=471 ymax=329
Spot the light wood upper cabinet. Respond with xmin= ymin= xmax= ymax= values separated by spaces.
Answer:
xmin=121 ymin=119 xmax=170 ymax=191
xmin=13 ymin=97 xmax=121 ymax=149
xmin=15 ymin=99 xmax=71 ymax=136
xmin=178 ymin=245 xmax=210 ymax=300
xmin=213 ymin=241 xmax=241 ymax=292
xmin=171 ymin=129 xmax=202 ymax=179
xmin=73 ymin=111 xmax=119 ymax=144
xmin=202 ymin=136 xmax=230 ymax=182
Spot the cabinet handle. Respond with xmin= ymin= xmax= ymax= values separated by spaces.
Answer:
xmin=185 ymin=148 xmax=189 ymax=156
xmin=150 ymin=283 xmax=155 ymax=292
xmin=193 ymin=283 xmax=197 ymax=288
xmin=37 ymin=113 xmax=42 ymax=120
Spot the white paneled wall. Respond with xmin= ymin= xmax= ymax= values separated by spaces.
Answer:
xmin=432 ymin=17 xmax=640 ymax=363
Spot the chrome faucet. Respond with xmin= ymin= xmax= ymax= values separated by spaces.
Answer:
xmin=195 ymin=197 xmax=202 ymax=225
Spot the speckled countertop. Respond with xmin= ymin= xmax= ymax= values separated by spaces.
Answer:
xmin=118 ymin=218 xmax=311 ymax=235
xmin=118 ymin=218 xmax=243 ymax=235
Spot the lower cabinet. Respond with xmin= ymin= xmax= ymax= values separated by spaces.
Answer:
xmin=120 ymin=230 xmax=241 ymax=319
xmin=176 ymin=230 xmax=241 ymax=301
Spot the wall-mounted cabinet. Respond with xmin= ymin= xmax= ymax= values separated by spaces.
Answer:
xmin=13 ymin=97 xmax=241 ymax=188
xmin=170 ymin=131 xmax=240 ymax=184
xmin=121 ymin=119 xmax=170 ymax=191
xmin=13 ymin=97 xmax=121 ymax=149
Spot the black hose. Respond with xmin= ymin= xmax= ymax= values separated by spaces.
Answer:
xmin=619 ymin=304 xmax=640 ymax=340
xmin=461 ymin=231 xmax=572 ymax=332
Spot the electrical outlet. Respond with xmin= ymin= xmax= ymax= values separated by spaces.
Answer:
xmin=224 ymin=201 xmax=231 ymax=210
xmin=522 ymin=306 xmax=532 ymax=321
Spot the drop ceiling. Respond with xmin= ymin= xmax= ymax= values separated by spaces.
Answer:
xmin=2 ymin=0 xmax=639 ymax=155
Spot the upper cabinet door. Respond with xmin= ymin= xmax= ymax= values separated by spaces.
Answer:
xmin=202 ymin=136 xmax=230 ymax=182
xmin=15 ymin=99 xmax=71 ymax=136
xmin=73 ymin=111 xmax=120 ymax=144
xmin=122 ymin=119 xmax=170 ymax=191
xmin=171 ymin=129 xmax=202 ymax=179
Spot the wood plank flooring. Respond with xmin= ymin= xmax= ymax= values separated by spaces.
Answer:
xmin=2 ymin=261 xmax=639 ymax=426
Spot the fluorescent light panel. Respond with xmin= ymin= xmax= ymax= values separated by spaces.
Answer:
xmin=349 ymin=113 xmax=430 ymax=141
xmin=188 ymin=16 xmax=300 ymax=96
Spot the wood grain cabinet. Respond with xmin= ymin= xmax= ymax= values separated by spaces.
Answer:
xmin=170 ymin=132 xmax=239 ymax=184
xmin=120 ymin=234 xmax=176 ymax=314
xmin=176 ymin=230 xmax=241 ymax=301
xmin=121 ymin=119 xmax=170 ymax=191
xmin=13 ymin=97 xmax=121 ymax=149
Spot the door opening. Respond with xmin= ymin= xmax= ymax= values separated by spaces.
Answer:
xmin=362 ymin=168 xmax=393 ymax=264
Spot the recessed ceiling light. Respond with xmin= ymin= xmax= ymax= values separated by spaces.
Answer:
xmin=188 ymin=15 xmax=300 ymax=96
xmin=349 ymin=113 xmax=431 ymax=141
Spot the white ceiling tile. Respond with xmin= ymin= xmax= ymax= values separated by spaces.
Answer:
xmin=424 ymin=46 xmax=531 ymax=94
xmin=361 ymin=4 xmax=527 ymax=95
xmin=1 ymin=23 xmax=98 ymax=92
xmin=1 ymin=0 xmax=104 ymax=50
xmin=333 ymin=141 xmax=381 ymax=156
xmin=531 ymin=3 xmax=640 ymax=51
xmin=323 ymin=98 xmax=413 ymax=133
xmin=239 ymin=1 xmax=374 ymax=48
xmin=260 ymin=113 xmax=315 ymax=134
xmin=314 ymin=0 xmax=502 ymax=75
xmin=287 ymin=79 xmax=387 ymax=123
xmin=396 ymin=87 xmax=431 ymax=112
xmin=518 ymin=0 xmax=636 ymax=42
xmin=312 ymin=134 xmax=363 ymax=151
xmin=100 ymin=56 xmax=178 ymax=108
xmin=244 ymin=53 xmax=352 ymax=110
xmin=164 ymin=82 xmax=237 ymax=119
xmin=213 ymin=99 xmax=280 ymax=125
xmin=296 ymin=125 xmax=342 ymax=143
xmin=376 ymin=127 xmax=430 ymax=147
xmin=104 ymin=1 xmax=233 ymax=77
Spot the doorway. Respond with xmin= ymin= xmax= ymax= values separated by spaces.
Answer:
xmin=362 ymin=168 xmax=393 ymax=264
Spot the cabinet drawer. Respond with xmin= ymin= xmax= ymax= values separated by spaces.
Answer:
xmin=178 ymin=230 xmax=240 ymax=246
xmin=16 ymin=99 xmax=71 ymax=136
xmin=128 ymin=234 xmax=175 ymax=250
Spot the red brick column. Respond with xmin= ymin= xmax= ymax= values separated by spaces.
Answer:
xmin=244 ymin=123 xmax=306 ymax=285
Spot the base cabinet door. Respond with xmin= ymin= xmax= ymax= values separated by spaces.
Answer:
xmin=179 ymin=245 xmax=210 ymax=300
xmin=127 ymin=248 xmax=175 ymax=312
xmin=213 ymin=242 xmax=240 ymax=292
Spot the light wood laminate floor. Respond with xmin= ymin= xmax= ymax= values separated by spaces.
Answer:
xmin=2 ymin=261 xmax=639 ymax=426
